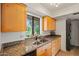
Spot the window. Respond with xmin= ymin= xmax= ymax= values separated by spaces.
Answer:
xmin=34 ymin=17 xmax=40 ymax=35
xmin=26 ymin=15 xmax=32 ymax=37
xmin=26 ymin=15 xmax=40 ymax=37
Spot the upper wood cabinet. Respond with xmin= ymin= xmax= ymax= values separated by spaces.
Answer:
xmin=42 ymin=16 xmax=56 ymax=31
xmin=0 ymin=4 xmax=1 ymax=32
xmin=1 ymin=3 xmax=27 ymax=32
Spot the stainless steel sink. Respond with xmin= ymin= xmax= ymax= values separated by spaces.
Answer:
xmin=33 ymin=39 xmax=48 ymax=45
xmin=33 ymin=41 xmax=41 ymax=45
xmin=40 ymin=39 xmax=48 ymax=43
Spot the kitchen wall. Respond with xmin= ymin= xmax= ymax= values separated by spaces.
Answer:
xmin=1 ymin=32 xmax=26 ymax=44
xmin=0 ymin=3 xmax=1 ymax=50
xmin=55 ymin=16 xmax=67 ymax=51
xmin=55 ymin=13 xmax=79 ymax=51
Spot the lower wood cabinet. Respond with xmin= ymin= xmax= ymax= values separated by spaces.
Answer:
xmin=37 ymin=43 xmax=52 ymax=56
xmin=37 ymin=37 xmax=61 ymax=56
xmin=52 ymin=37 xmax=61 ymax=56
xmin=37 ymin=45 xmax=46 ymax=56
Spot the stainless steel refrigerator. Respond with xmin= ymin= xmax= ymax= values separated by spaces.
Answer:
xmin=66 ymin=19 xmax=79 ymax=50
xmin=71 ymin=20 xmax=79 ymax=46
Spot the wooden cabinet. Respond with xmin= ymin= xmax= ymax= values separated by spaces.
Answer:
xmin=1 ymin=3 xmax=27 ymax=32
xmin=45 ymin=43 xmax=52 ymax=56
xmin=37 ymin=37 xmax=61 ymax=56
xmin=42 ymin=16 xmax=56 ymax=31
xmin=52 ymin=37 xmax=61 ymax=56
xmin=37 ymin=45 xmax=46 ymax=56
xmin=0 ymin=3 xmax=1 ymax=32
xmin=37 ymin=43 xmax=52 ymax=56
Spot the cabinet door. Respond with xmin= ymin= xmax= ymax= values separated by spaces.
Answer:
xmin=51 ymin=19 xmax=56 ymax=30
xmin=37 ymin=45 xmax=46 ymax=56
xmin=57 ymin=37 xmax=61 ymax=49
xmin=52 ymin=37 xmax=61 ymax=56
xmin=2 ymin=3 xmax=27 ymax=32
xmin=47 ymin=17 xmax=52 ymax=30
xmin=42 ymin=16 xmax=56 ymax=31
xmin=52 ymin=40 xmax=57 ymax=56
xmin=37 ymin=42 xmax=52 ymax=56
xmin=45 ymin=43 xmax=52 ymax=56
xmin=42 ymin=17 xmax=47 ymax=31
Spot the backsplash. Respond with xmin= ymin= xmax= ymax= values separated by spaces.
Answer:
xmin=2 ymin=40 xmax=22 ymax=49
xmin=1 ymin=32 xmax=26 ymax=44
xmin=42 ymin=30 xmax=55 ymax=36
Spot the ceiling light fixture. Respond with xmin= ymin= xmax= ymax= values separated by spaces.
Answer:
xmin=50 ymin=3 xmax=60 ymax=7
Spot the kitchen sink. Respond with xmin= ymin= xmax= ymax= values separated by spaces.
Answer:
xmin=40 ymin=39 xmax=48 ymax=43
xmin=33 ymin=41 xmax=41 ymax=45
xmin=33 ymin=39 xmax=48 ymax=46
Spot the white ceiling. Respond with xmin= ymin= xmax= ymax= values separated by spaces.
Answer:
xmin=26 ymin=3 xmax=79 ymax=17
xmin=41 ymin=3 xmax=75 ymax=12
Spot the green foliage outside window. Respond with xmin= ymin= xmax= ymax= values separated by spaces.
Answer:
xmin=26 ymin=15 xmax=40 ymax=37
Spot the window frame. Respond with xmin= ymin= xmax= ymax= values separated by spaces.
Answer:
xmin=27 ymin=15 xmax=40 ymax=36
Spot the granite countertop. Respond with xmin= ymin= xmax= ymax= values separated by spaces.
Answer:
xmin=24 ymin=35 xmax=61 ymax=54
xmin=0 ymin=40 xmax=26 ymax=56
xmin=0 ymin=35 xmax=61 ymax=56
